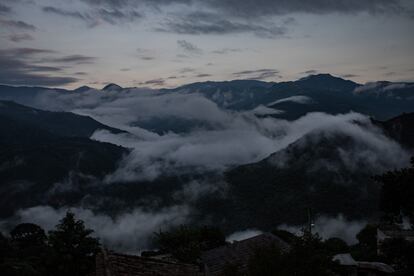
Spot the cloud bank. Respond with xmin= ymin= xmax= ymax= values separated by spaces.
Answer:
xmin=1 ymin=205 xmax=189 ymax=253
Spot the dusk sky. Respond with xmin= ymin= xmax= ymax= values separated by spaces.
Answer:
xmin=1 ymin=0 xmax=414 ymax=89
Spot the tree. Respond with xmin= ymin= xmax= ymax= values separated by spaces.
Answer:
xmin=0 ymin=231 xmax=11 ymax=261
xmin=248 ymin=244 xmax=285 ymax=276
xmin=381 ymin=238 xmax=414 ymax=275
xmin=48 ymin=211 xmax=100 ymax=276
xmin=10 ymin=223 xmax=47 ymax=249
xmin=249 ymin=233 xmax=339 ymax=276
xmin=153 ymin=225 xmax=226 ymax=263
xmin=375 ymin=157 xmax=414 ymax=226
xmin=350 ymin=224 xmax=378 ymax=261
xmin=324 ymin=237 xmax=349 ymax=255
xmin=8 ymin=223 xmax=49 ymax=275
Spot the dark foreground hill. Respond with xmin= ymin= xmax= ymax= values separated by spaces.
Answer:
xmin=0 ymin=101 xmax=127 ymax=217
xmin=219 ymin=113 xmax=414 ymax=230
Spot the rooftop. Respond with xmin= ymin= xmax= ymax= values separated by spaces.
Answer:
xmin=201 ymin=233 xmax=290 ymax=275
xmin=95 ymin=249 xmax=202 ymax=276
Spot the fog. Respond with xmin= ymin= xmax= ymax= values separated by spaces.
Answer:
xmin=279 ymin=215 xmax=366 ymax=244
xmin=0 ymin=205 xmax=189 ymax=254
xmin=1 ymin=86 xmax=411 ymax=252
xmin=26 ymin=87 xmax=410 ymax=182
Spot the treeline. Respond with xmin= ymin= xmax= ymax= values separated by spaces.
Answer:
xmin=0 ymin=212 xmax=99 ymax=276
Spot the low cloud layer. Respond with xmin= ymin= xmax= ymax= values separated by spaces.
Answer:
xmin=1 ymin=85 xmax=411 ymax=253
xmin=1 ymin=205 xmax=189 ymax=253
xmin=226 ymin=229 xmax=263 ymax=242
xmin=279 ymin=215 xmax=366 ymax=244
xmin=23 ymin=87 xmax=410 ymax=183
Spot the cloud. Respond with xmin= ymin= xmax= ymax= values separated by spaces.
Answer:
xmin=267 ymin=95 xmax=314 ymax=106
xmin=74 ymin=71 xmax=88 ymax=76
xmin=0 ymin=19 xmax=36 ymax=31
xmin=179 ymin=67 xmax=196 ymax=74
xmin=212 ymin=48 xmax=242 ymax=54
xmin=138 ymin=78 xmax=166 ymax=86
xmin=80 ymin=0 xmax=191 ymax=9
xmin=249 ymin=105 xmax=284 ymax=116
xmin=279 ymin=214 xmax=366 ymax=244
xmin=226 ymin=229 xmax=263 ymax=242
xmin=42 ymin=5 xmax=142 ymax=26
xmin=341 ymin=74 xmax=360 ymax=78
xmin=354 ymin=82 xmax=413 ymax=94
xmin=43 ymin=55 xmax=97 ymax=64
xmin=98 ymin=8 xmax=142 ymax=24
xmin=232 ymin=69 xmax=281 ymax=80
xmin=8 ymin=33 xmax=34 ymax=42
xmin=157 ymin=12 xmax=288 ymax=38
xmin=79 ymin=0 xmax=406 ymax=17
xmin=0 ymin=3 xmax=11 ymax=14
xmin=0 ymin=48 xmax=79 ymax=86
xmin=177 ymin=40 xmax=203 ymax=54
xmin=42 ymin=6 xmax=90 ymax=21
xmin=1 ymin=205 xmax=189 ymax=253
xmin=267 ymin=112 xmax=410 ymax=173
xmin=1 ymin=83 xmax=412 ymax=251
xmin=27 ymin=86 xmax=408 ymax=183
xmin=203 ymin=0 xmax=403 ymax=18
xmin=302 ymin=70 xmax=319 ymax=75
xmin=195 ymin=73 xmax=211 ymax=78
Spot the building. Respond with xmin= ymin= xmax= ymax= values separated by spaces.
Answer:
xmin=94 ymin=233 xmax=291 ymax=276
xmin=377 ymin=226 xmax=414 ymax=255
xmin=333 ymin=253 xmax=395 ymax=276
xmin=95 ymin=249 xmax=203 ymax=276
xmin=201 ymin=233 xmax=290 ymax=275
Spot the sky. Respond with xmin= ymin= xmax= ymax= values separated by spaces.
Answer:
xmin=1 ymin=0 xmax=414 ymax=89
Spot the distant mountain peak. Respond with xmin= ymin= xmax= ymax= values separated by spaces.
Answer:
xmin=299 ymin=73 xmax=341 ymax=81
xmin=297 ymin=73 xmax=360 ymax=91
xmin=102 ymin=83 xmax=123 ymax=91
xmin=73 ymin=85 xmax=92 ymax=92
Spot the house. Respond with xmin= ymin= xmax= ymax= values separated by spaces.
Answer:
xmin=377 ymin=226 xmax=414 ymax=255
xmin=333 ymin=254 xmax=358 ymax=276
xmin=94 ymin=233 xmax=289 ymax=276
xmin=95 ymin=249 xmax=203 ymax=276
xmin=200 ymin=232 xmax=290 ymax=276
xmin=333 ymin=253 xmax=395 ymax=276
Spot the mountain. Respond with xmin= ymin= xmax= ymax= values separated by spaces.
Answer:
xmin=0 ymin=102 xmax=127 ymax=218
xmin=73 ymin=85 xmax=93 ymax=93
xmin=1 ymin=74 xmax=413 ymax=121
xmin=354 ymin=81 xmax=414 ymax=100
xmin=102 ymin=83 xmax=123 ymax=92
xmin=374 ymin=112 xmax=414 ymax=149
xmin=0 ymin=85 xmax=66 ymax=107
xmin=167 ymin=74 xmax=414 ymax=120
xmin=0 ymin=100 xmax=125 ymax=139
xmin=216 ymin=114 xmax=414 ymax=230
xmin=295 ymin=73 xmax=360 ymax=92
xmin=164 ymin=79 xmax=275 ymax=110
xmin=220 ymin=132 xmax=381 ymax=230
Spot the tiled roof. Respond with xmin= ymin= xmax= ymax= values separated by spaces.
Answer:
xmin=357 ymin=262 xmax=395 ymax=273
xmin=95 ymin=249 xmax=202 ymax=276
xmin=333 ymin=253 xmax=357 ymax=266
xmin=201 ymin=233 xmax=290 ymax=275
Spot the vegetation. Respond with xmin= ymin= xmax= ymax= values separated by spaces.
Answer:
xmin=153 ymin=225 xmax=226 ymax=263
xmin=0 ymin=211 xmax=100 ymax=276
xmin=375 ymin=157 xmax=414 ymax=226
xmin=248 ymin=232 xmax=341 ymax=276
